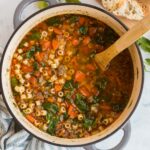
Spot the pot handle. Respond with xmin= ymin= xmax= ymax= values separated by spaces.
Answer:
xmin=83 ymin=122 xmax=131 ymax=150
xmin=13 ymin=0 xmax=58 ymax=29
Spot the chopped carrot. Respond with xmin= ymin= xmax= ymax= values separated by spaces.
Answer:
xmin=53 ymin=27 xmax=62 ymax=35
xmin=22 ymin=65 xmax=33 ymax=73
xmin=29 ymin=76 xmax=38 ymax=87
xmin=79 ymin=86 xmax=91 ymax=97
xmin=83 ymin=36 xmax=91 ymax=45
xmin=71 ymin=56 xmax=78 ymax=69
xmin=72 ymin=39 xmax=79 ymax=46
xmin=30 ymin=40 xmax=35 ymax=45
xmin=100 ymin=103 xmax=112 ymax=111
xmin=26 ymin=114 xmax=36 ymax=123
xmin=68 ymin=105 xmax=78 ymax=119
xmin=42 ymin=40 xmax=51 ymax=50
xmin=74 ymin=71 xmax=86 ymax=82
xmin=52 ymin=38 xmax=59 ymax=50
xmin=35 ymin=52 xmax=45 ymax=62
xmin=86 ymin=64 xmax=96 ymax=71
xmin=55 ymin=84 xmax=63 ymax=92
xmin=48 ymin=97 xmax=55 ymax=103
xmin=34 ymin=71 xmax=41 ymax=77
xmin=79 ymin=17 xmax=85 ymax=25
xmin=12 ymin=59 xmax=18 ymax=65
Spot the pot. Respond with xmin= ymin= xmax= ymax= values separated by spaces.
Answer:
xmin=0 ymin=1 xmax=144 ymax=149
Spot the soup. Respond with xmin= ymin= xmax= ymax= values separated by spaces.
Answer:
xmin=10 ymin=14 xmax=133 ymax=138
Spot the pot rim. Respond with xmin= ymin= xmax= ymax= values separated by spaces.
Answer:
xmin=0 ymin=3 xmax=144 ymax=147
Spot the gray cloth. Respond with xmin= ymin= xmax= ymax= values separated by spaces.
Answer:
xmin=0 ymin=96 xmax=82 ymax=150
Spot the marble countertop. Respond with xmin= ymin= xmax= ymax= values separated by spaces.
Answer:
xmin=0 ymin=0 xmax=150 ymax=149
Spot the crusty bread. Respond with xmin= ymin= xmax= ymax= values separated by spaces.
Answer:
xmin=113 ymin=0 xmax=144 ymax=20
xmin=101 ymin=0 xmax=145 ymax=20
xmin=101 ymin=0 xmax=125 ymax=11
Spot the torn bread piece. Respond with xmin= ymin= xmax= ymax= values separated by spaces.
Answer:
xmin=101 ymin=0 xmax=125 ymax=11
xmin=113 ymin=0 xmax=145 ymax=20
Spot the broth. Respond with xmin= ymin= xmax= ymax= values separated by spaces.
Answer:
xmin=10 ymin=14 xmax=133 ymax=138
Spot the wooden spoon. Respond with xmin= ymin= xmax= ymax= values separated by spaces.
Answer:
xmin=95 ymin=14 xmax=150 ymax=71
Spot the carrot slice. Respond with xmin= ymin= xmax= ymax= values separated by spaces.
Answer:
xmin=55 ymin=84 xmax=63 ymax=92
xmin=74 ymin=71 xmax=86 ymax=82
xmin=72 ymin=39 xmax=79 ymax=46
xmin=29 ymin=76 xmax=38 ymax=87
xmin=22 ymin=65 xmax=33 ymax=73
xmin=86 ymin=64 xmax=96 ymax=71
xmin=35 ymin=52 xmax=45 ymax=62
xmin=52 ymin=39 xmax=59 ymax=50
xmin=12 ymin=59 xmax=18 ymax=65
xmin=26 ymin=114 xmax=36 ymax=123
xmin=79 ymin=17 xmax=85 ymax=25
xmin=100 ymin=103 xmax=112 ymax=111
xmin=53 ymin=27 xmax=62 ymax=35
xmin=42 ymin=40 xmax=51 ymax=50
xmin=68 ymin=105 xmax=78 ymax=119
xmin=83 ymin=36 xmax=91 ymax=45
xmin=48 ymin=97 xmax=55 ymax=103
xmin=79 ymin=86 xmax=91 ymax=97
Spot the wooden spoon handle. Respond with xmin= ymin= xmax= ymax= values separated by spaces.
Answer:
xmin=95 ymin=14 xmax=150 ymax=70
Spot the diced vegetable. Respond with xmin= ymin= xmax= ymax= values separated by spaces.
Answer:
xmin=79 ymin=86 xmax=91 ymax=97
xmin=43 ymin=102 xmax=58 ymax=114
xmin=35 ymin=52 xmax=45 ymax=62
xmin=79 ymin=26 xmax=88 ymax=35
xmin=46 ymin=17 xmax=61 ymax=26
xmin=83 ymin=118 xmax=93 ymax=129
xmin=68 ymin=105 xmax=78 ymax=119
xmin=63 ymin=80 xmax=74 ymax=90
xmin=26 ymin=47 xmax=35 ymax=59
xmin=70 ymin=16 xmax=79 ymax=23
xmin=11 ymin=77 xmax=19 ymax=87
xmin=48 ymin=116 xmax=59 ymax=135
xmin=75 ymin=93 xmax=89 ymax=112
xmin=29 ymin=76 xmax=38 ymax=87
xmin=33 ymin=62 xmax=39 ymax=71
xmin=52 ymin=38 xmax=59 ymax=50
xmin=96 ymin=78 xmax=108 ymax=90
xmin=74 ymin=71 xmax=86 ymax=82
xmin=29 ymin=31 xmax=41 ymax=40
xmin=22 ymin=65 xmax=33 ymax=73
xmin=26 ymin=114 xmax=36 ymax=123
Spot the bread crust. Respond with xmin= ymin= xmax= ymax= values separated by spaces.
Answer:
xmin=102 ymin=0 xmax=126 ymax=11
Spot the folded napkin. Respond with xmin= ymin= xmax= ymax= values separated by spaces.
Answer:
xmin=0 ymin=96 xmax=82 ymax=150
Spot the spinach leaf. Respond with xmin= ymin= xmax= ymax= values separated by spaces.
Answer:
xmin=83 ymin=118 xmax=93 ymax=129
xmin=69 ymin=16 xmax=79 ymax=23
xmin=48 ymin=116 xmax=59 ymax=135
xmin=26 ymin=47 xmax=35 ymax=59
xmin=96 ymin=78 xmax=108 ymax=90
xmin=75 ymin=93 xmax=89 ymax=112
xmin=33 ymin=61 xmax=39 ymax=71
xmin=137 ymin=37 xmax=150 ymax=52
xmin=29 ymin=31 xmax=41 ymax=40
xmin=46 ymin=17 xmax=61 ymax=26
xmin=11 ymin=77 xmax=19 ymax=87
xmin=79 ymin=26 xmax=88 ymax=35
xmin=63 ymin=80 xmax=74 ymax=90
xmin=43 ymin=102 xmax=58 ymax=114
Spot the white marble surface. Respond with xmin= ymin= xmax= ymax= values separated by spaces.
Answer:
xmin=0 ymin=0 xmax=150 ymax=150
